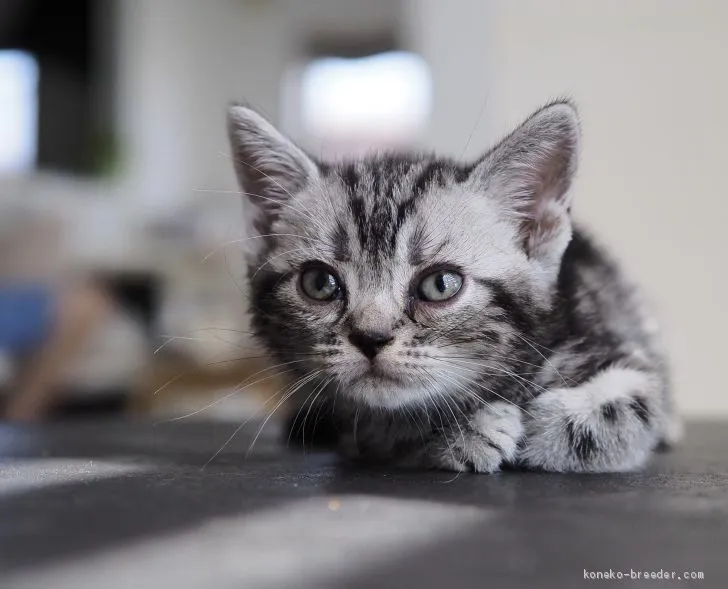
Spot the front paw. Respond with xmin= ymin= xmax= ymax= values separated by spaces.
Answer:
xmin=428 ymin=402 xmax=524 ymax=473
xmin=519 ymin=368 xmax=662 ymax=472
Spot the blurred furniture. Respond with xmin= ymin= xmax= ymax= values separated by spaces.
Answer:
xmin=0 ymin=187 xmax=149 ymax=411
xmin=130 ymin=352 xmax=283 ymax=417
xmin=0 ymin=173 xmax=266 ymax=418
xmin=127 ymin=201 xmax=276 ymax=417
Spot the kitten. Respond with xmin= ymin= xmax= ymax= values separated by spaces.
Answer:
xmin=227 ymin=101 xmax=680 ymax=473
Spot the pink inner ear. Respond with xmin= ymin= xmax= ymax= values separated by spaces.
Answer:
xmin=511 ymin=126 xmax=578 ymax=258
xmin=525 ymin=203 xmax=570 ymax=259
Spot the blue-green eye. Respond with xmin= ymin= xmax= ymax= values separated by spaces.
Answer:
xmin=418 ymin=270 xmax=463 ymax=302
xmin=300 ymin=267 xmax=341 ymax=301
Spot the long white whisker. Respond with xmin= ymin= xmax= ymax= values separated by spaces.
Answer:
xmin=251 ymin=246 xmax=310 ymax=278
xmin=286 ymin=375 xmax=330 ymax=448
xmin=245 ymin=370 xmax=323 ymax=458
xmin=156 ymin=360 xmax=310 ymax=424
xmin=300 ymin=377 xmax=334 ymax=452
xmin=439 ymin=357 xmax=547 ymax=396
xmin=201 ymin=233 xmax=322 ymax=262
xmin=434 ymin=364 xmax=535 ymax=418
xmin=201 ymin=369 xmax=321 ymax=469
xmin=512 ymin=332 xmax=569 ymax=386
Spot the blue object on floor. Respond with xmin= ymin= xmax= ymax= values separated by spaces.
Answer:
xmin=0 ymin=284 xmax=54 ymax=352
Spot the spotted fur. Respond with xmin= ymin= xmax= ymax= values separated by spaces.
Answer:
xmin=228 ymin=101 xmax=679 ymax=473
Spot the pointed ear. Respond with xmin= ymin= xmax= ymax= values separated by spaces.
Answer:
xmin=474 ymin=101 xmax=580 ymax=265
xmin=227 ymin=105 xmax=319 ymax=213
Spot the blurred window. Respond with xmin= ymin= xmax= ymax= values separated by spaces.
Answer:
xmin=286 ymin=51 xmax=432 ymax=158
xmin=0 ymin=50 xmax=39 ymax=174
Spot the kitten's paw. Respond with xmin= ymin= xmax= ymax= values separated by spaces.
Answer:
xmin=429 ymin=402 xmax=524 ymax=473
xmin=520 ymin=368 xmax=662 ymax=472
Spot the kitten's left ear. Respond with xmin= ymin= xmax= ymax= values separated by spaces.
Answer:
xmin=473 ymin=101 xmax=581 ymax=267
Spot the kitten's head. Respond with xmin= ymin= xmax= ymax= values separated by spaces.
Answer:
xmin=228 ymin=102 xmax=580 ymax=410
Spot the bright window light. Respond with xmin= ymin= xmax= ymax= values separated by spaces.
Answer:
xmin=300 ymin=51 xmax=432 ymax=147
xmin=0 ymin=51 xmax=39 ymax=174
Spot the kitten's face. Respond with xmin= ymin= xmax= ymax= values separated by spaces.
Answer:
xmin=229 ymin=103 xmax=580 ymax=410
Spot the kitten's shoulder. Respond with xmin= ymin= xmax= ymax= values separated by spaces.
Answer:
xmin=561 ymin=225 xmax=618 ymax=279
xmin=557 ymin=224 xmax=630 ymax=309
xmin=546 ymin=224 xmax=665 ymax=382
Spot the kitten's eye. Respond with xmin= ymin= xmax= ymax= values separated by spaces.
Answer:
xmin=417 ymin=270 xmax=463 ymax=302
xmin=300 ymin=267 xmax=341 ymax=301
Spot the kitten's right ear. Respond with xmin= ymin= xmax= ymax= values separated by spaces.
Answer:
xmin=227 ymin=105 xmax=319 ymax=212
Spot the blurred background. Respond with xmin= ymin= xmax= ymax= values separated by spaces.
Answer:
xmin=0 ymin=0 xmax=726 ymax=420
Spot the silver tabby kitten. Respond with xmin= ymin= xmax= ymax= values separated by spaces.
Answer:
xmin=227 ymin=101 xmax=680 ymax=473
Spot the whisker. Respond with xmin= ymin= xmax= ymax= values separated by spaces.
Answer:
xmin=512 ymin=332 xmax=570 ymax=386
xmin=251 ymin=246 xmax=311 ymax=278
xmin=150 ymin=350 xmax=319 ymax=397
xmin=300 ymin=377 xmax=334 ymax=452
xmin=435 ymin=364 xmax=535 ymax=419
xmin=201 ymin=369 xmax=321 ymax=469
xmin=155 ymin=358 xmax=312 ymax=423
xmin=156 ymin=367 xmax=298 ymax=424
xmin=439 ymin=357 xmax=547 ymax=396
xmin=200 ymin=233 xmax=321 ymax=263
xmin=245 ymin=370 xmax=323 ymax=458
xmin=286 ymin=375 xmax=330 ymax=448
xmin=419 ymin=371 xmax=462 ymax=472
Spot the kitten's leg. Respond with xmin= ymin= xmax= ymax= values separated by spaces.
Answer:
xmin=421 ymin=402 xmax=524 ymax=473
xmin=340 ymin=401 xmax=524 ymax=473
xmin=519 ymin=366 xmax=664 ymax=472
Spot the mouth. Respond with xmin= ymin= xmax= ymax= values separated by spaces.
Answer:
xmin=345 ymin=364 xmax=426 ymax=410
xmin=359 ymin=362 xmax=405 ymax=384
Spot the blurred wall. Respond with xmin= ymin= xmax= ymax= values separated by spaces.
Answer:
xmin=115 ymin=0 xmax=398 ymax=209
xmin=115 ymin=0 xmax=281 ymax=206
xmin=108 ymin=0 xmax=728 ymax=415
xmin=408 ymin=0 xmax=728 ymax=416
xmin=107 ymin=0 xmax=401 ymax=366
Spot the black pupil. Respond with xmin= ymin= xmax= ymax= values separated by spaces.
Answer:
xmin=435 ymin=273 xmax=447 ymax=293
xmin=314 ymin=271 xmax=332 ymax=292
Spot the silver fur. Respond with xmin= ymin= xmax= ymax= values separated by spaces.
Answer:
xmin=227 ymin=101 xmax=679 ymax=473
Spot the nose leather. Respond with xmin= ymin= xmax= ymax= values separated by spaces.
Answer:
xmin=348 ymin=330 xmax=394 ymax=360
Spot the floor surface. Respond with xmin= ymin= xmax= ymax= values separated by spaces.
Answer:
xmin=1 ymin=419 xmax=726 ymax=588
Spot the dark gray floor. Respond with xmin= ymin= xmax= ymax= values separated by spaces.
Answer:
xmin=1 ymin=418 xmax=726 ymax=588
